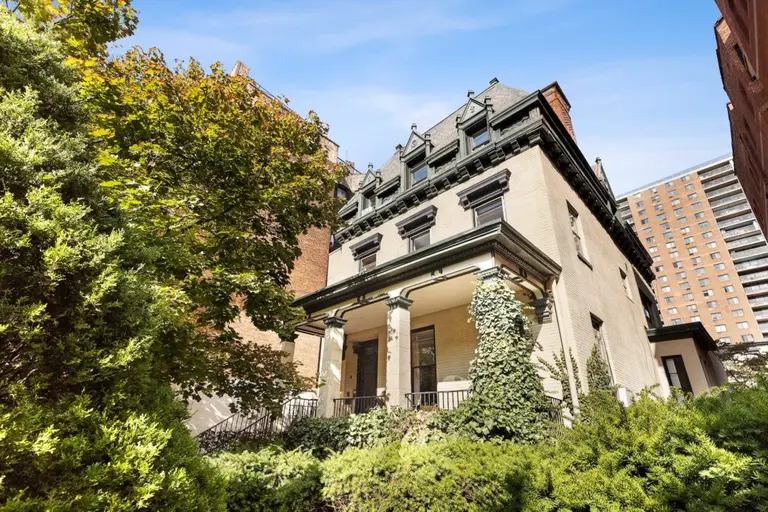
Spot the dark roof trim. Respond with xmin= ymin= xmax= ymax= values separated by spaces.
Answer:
xmin=427 ymin=139 xmax=459 ymax=165
xmin=375 ymin=175 xmax=400 ymax=197
xmin=395 ymin=206 xmax=437 ymax=238
xmin=294 ymin=220 xmax=561 ymax=314
xmin=647 ymin=322 xmax=718 ymax=352
xmin=349 ymin=233 xmax=383 ymax=261
xmin=457 ymin=169 xmax=510 ymax=210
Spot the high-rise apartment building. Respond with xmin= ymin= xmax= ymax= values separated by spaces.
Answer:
xmin=714 ymin=1 xmax=768 ymax=235
xmin=617 ymin=154 xmax=768 ymax=344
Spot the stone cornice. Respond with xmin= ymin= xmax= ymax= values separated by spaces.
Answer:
xmin=349 ymin=233 xmax=383 ymax=260
xmin=385 ymin=295 xmax=414 ymax=310
xmin=395 ymin=205 xmax=437 ymax=238
xmin=456 ymin=169 xmax=510 ymax=210
xmin=375 ymin=175 xmax=400 ymax=197
xmin=332 ymin=92 xmax=654 ymax=283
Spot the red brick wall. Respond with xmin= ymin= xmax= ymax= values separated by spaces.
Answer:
xmin=543 ymin=82 xmax=576 ymax=141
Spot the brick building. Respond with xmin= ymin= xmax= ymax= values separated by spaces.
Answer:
xmin=714 ymin=1 xmax=768 ymax=234
xmin=617 ymin=154 xmax=768 ymax=344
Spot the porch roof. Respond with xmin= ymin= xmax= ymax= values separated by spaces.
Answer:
xmin=293 ymin=219 xmax=561 ymax=315
xmin=647 ymin=322 xmax=718 ymax=352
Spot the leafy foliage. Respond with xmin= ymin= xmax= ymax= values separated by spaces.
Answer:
xmin=716 ymin=340 xmax=768 ymax=384
xmin=586 ymin=343 xmax=613 ymax=392
xmin=539 ymin=347 xmax=581 ymax=412
xmin=207 ymin=447 xmax=322 ymax=512
xmin=281 ymin=416 xmax=351 ymax=458
xmin=446 ymin=277 xmax=549 ymax=442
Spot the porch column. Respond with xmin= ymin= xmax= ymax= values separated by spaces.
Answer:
xmin=385 ymin=295 xmax=413 ymax=408
xmin=279 ymin=334 xmax=297 ymax=364
xmin=317 ymin=316 xmax=346 ymax=417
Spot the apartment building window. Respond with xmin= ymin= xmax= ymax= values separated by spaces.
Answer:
xmin=694 ymin=212 xmax=705 ymax=219
xmin=718 ymin=274 xmax=731 ymax=282
xmin=665 ymin=242 xmax=676 ymax=249
xmin=706 ymin=242 xmax=717 ymax=249
xmin=670 ymin=251 xmax=679 ymax=258
xmin=671 ymin=318 xmax=683 ymax=325
xmin=685 ymin=183 xmax=695 ymax=190
xmin=671 ymin=199 xmax=681 ymax=206
xmin=650 ymin=187 xmax=658 ymax=193
xmin=408 ymin=156 xmax=428 ymax=186
xmin=715 ymin=324 xmax=727 ymax=333
xmin=674 ymin=208 xmax=684 ymax=216
xmin=664 ymin=232 xmax=674 ymax=240
xmin=737 ymin=322 xmax=749 ymax=329
xmin=643 ymin=227 xmax=653 ymax=234
xmin=686 ymin=304 xmax=698 ymax=312
xmin=720 ymin=337 xmax=732 ymax=344
xmin=655 ymin=265 xmax=665 ymax=272
xmin=665 ymin=181 xmax=674 ymax=189
xmin=638 ymin=209 xmax=647 ymax=216
xmin=679 ymin=216 xmax=688 ymax=224
xmin=712 ymin=312 xmax=723 ymax=321
xmin=591 ymin=315 xmax=613 ymax=383
xmin=707 ymin=299 xmax=718 ymax=307
xmin=676 ymin=271 xmax=687 ymax=279
xmin=724 ymin=285 xmax=735 ymax=293
xmin=673 ymin=261 xmax=683 ymax=269
xmin=683 ymin=293 xmax=694 ymax=301
xmin=711 ymin=252 xmax=721 ymax=260
xmin=681 ymin=227 xmax=691 ymax=234
xmin=620 ymin=268 xmax=631 ymax=299
xmin=662 ymin=356 xmax=693 ymax=393
xmin=684 ymin=236 xmax=694 ymax=244
xmin=688 ymin=247 xmax=698 ymax=255
xmin=657 ymin=213 xmax=667 ymax=220
xmin=698 ymin=221 xmax=709 ymax=229
xmin=680 ymin=281 xmax=691 ymax=290
xmin=360 ymin=253 xmax=377 ymax=272
xmin=652 ymin=195 xmax=660 ymax=202
xmin=665 ymin=297 xmax=674 ymax=303
xmin=688 ymin=193 xmax=698 ymax=200
xmin=475 ymin=198 xmax=504 ymax=226
xmin=692 ymin=202 xmax=702 ymax=209
xmin=658 ymin=275 xmax=669 ymax=282
xmin=635 ymin=200 xmax=644 ymax=208
xmin=703 ymin=290 xmax=715 ymax=298
xmin=655 ymin=204 xmax=664 ymax=211
xmin=667 ymin=307 xmax=678 ymax=315
xmin=660 ymin=222 xmax=670 ymax=230
xmin=733 ymin=309 xmax=745 ymax=317
xmin=695 ymin=267 xmax=705 ymax=275
xmin=568 ymin=204 xmax=587 ymax=260
xmin=646 ymin=236 xmax=656 ymax=243
xmin=714 ymin=263 xmax=726 ymax=270
xmin=641 ymin=218 xmax=650 ymax=225
xmin=691 ymin=315 xmax=701 ymax=322
xmin=653 ymin=256 xmax=661 ymax=262
xmin=681 ymin=175 xmax=691 ymax=182
xmin=692 ymin=256 xmax=702 ymax=264
xmin=661 ymin=286 xmax=671 ymax=293
xmin=742 ymin=334 xmax=755 ymax=342
xmin=702 ymin=231 xmax=713 ymax=239
xmin=649 ymin=246 xmax=658 ymax=253
xmin=728 ymin=297 xmax=740 ymax=305
xmin=409 ymin=230 xmax=430 ymax=252
xmin=699 ymin=278 xmax=710 ymax=286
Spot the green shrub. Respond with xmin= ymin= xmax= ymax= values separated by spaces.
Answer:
xmin=207 ymin=446 xmax=322 ymax=512
xmin=282 ymin=415 xmax=350 ymax=457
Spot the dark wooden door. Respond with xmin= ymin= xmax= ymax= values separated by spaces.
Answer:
xmin=355 ymin=340 xmax=378 ymax=413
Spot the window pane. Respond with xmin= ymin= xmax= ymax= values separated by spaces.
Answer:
xmin=471 ymin=127 xmax=489 ymax=148
xmin=360 ymin=254 xmax=376 ymax=272
xmin=411 ymin=164 xmax=428 ymax=184
xmin=410 ymin=230 xmax=430 ymax=251
xmin=476 ymin=198 xmax=504 ymax=226
xmin=411 ymin=328 xmax=437 ymax=394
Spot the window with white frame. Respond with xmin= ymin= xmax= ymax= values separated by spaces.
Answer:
xmin=568 ymin=204 xmax=587 ymax=259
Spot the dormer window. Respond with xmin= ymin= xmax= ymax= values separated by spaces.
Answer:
xmin=468 ymin=123 xmax=489 ymax=150
xmin=361 ymin=193 xmax=375 ymax=214
xmin=407 ymin=155 xmax=428 ymax=187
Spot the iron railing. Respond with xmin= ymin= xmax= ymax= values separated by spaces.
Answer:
xmin=405 ymin=389 xmax=470 ymax=410
xmin=195 ymin=397 xmax=317 ymax=454
xmin=547 ymin=396 xmax=565 ymax=425
xmin=333 ymin=395 xmax=385 ymax=416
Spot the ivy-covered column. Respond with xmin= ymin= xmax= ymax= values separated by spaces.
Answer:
xmin=385 ymin=295 xmax=413 ymax=409
xmin=318 ymin=317 xmax=346 ymax=417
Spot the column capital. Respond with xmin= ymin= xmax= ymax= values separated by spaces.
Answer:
xmin=474 ymin=266 xmax=511 ymax=282
xmin=533 ymin=295 xmax=553 ymax=324
xmin=385 ymin=295 xmax=413 ymax=310
xmin=324 ymin=316 xmax=347 ymax=329
xmin=280 ymin=332 xmax=298 ymax=343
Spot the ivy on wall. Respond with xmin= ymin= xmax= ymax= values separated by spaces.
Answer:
xmin=587 ymin=344 xmax=613 ymax=392
xmin=539 ymin=348 xmax=581 ymax=412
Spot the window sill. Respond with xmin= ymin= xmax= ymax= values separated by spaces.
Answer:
xmin=578 ymin=253 xmax=593 ymax=270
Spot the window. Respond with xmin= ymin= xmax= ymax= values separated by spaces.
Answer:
xmin=723 ymin=285 xmax=735 ymax=293
xmin=706 ymin=242 xmax=717 ymax=249
xmin=681 ymin=227 xmax=691 ymax=234
xmin=688 ymin=247 xmax=698 ymax=255
xmin=699 ymin=278 xmax=710 ymax=286
xmin=655 ymin=204 xmax=664 ymax=211
xmin=655 ymin=265 xmax=665 ymax=272
xmin=733 ymin=309 xmax=745 ymax=317
xmin=660 ymin=222 xmax=670 ymax=230
xmin=669 ymin=251 xmax=679 ymax=258
xmin=657 ymin=213 xmax=667 ymax=220
xmin=568 ymin=204 xmax=587 ymax=259
xmin=661 ymin=286 xmax=671 ymax=293
xmin=665 ymin=242 xmax=676 ymax=249
xmin=691 ymin=315 xmax=700 ymax=322
xmin=686 ymin=304 xmax=698 ymax=312
xmin=671 ymin=199 xmax=681 ymax=206
xmin=720 ymin=337 xmax=732 ymax=344
xmin=692 ymin=202 xmax=702 ymax=209
xmin=674 ymin=208 xmax=684 ymax=216
xmin=468 ymin=124 xmax=489 ymax=150
xmin=681 ymin=175 xmax=691 ymax=182
xmin=664 ymin=232 xmax=674 ymax=240
xmin=702 ymin=231 xmax=713 ymax=239
xmin=695 ymin=267 xmax=706 ymax=275
xmin=683 ymin=293 xmax=694 ymax=301
xmin=653 ymin=256 xmax=662 ymax=262
xmin=665 ymin=181 xmax=674 ymax=189
xmin=620 ymin=268 xmax=631 ymax=299
xmin=635 ymin=200 xmax=644 ymax=208
xmin=641 ymin=218 xmax=650 ymax=225
xmin=667 ymin=307 xmax=678 ymax=315
xmin=652 ymin=195 xmax=660 ymax=202
xmin=684 ymin=236 xmax=694 ymax=244
xmin=408 ymin=156 xmax=428 ymax=186
xmin=673 ymin=261 xmax=683 ymax=269
xmin=411 ymin=327 xmax=437 ymax=394
xmin=712 ymin=312 xmax=723 ymax=321
xmin=646 ymin=236 xmax=656 ymax=243
xmin=718 ymin=274 xmax=731 ymax=282
xmin=728 ymin=297 xmax=740 ymax=305
xmin=662 ymin=356 xmax=693 ymax=393
xmin=679 ymin=216 xmax=688 ymax=224
xmin=691 ymin=256 xmax=702 ymax=265
xmin=658 ymin=275 xmax=668 ymax=282
xmin=711 ymin=252 xmax=722 ymax=260
xmin=475 ymin=197 xmax=504 ymax=227
xmin=703 ymin=290 xmax=714 ymax=298
xmin=685 ymin=183 xmax=695 ymax=190
xmin=676 ymin=271 xmax=687 ymax=279
xmin=671 ymin=318 xmax=683 ymax=325
xmin=707 ymin=300 xmax=718 ymax=308
xmin=360 ymin=253 xmax=377 ymax=272
xmin=665 ymin=296 xmax=675 ymax=303
xmin=409 ymin=230 xmax=430 ymax=252
xmin=649 ymin=246 xmax=658 ymax=253
xmin=714 ymin=263 xmax=726 ymax=270
xmin=715 ymin=324 xmax=727 ymax=333
xmin=737 ymin=322 xmax=749 ymax=329
xmin=694 ymin=212 xmax=705 ymax=219
xmin=680 ymin=281 xmax=691 ymax=290
xmin=688 ymin=192 xmax=698 ymax=200
xmin=742 ymin=334 xmax=755 ymax=342
xmin=591 ymin=315 xmax=613 ymax=383
xmin=698 ymin=221 xmax=709 ymax=229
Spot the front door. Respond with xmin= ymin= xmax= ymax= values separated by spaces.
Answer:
xmin=355 ymin=340 xmax=378 ymax=413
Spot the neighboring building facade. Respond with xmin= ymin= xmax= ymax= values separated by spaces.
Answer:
xmin=617 ymin=154 xmax=768 ymax=344
xmin=714 ymin=2 xmax=768 ymax=234
xmin=293 ymin=79 xmax=726 ymax=419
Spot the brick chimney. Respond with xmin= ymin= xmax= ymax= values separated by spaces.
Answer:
xmin=542 ymin=82 xmax=576 ymax=141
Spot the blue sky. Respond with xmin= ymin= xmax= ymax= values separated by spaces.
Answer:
xmin=121 ymin=0 xmax=729 ymax=195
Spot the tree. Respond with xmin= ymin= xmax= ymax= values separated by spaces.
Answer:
xmin=540 ymin=347 xmax=581 ymax=413
xmin=453 ymin=275 xmax=549 ymax=442
xmin=716 ymin=341 xmax=768 ymax=385
xmin=586 ymin=344 xmax=613 ymax=393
